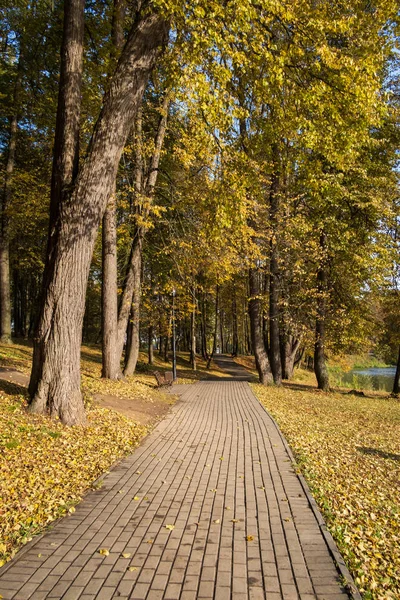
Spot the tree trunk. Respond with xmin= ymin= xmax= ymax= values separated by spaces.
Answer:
xmin=164 ymin=332 xmax=169 ymax=362
xmin=232 ymin=286 xmax=238 ymax=357
xmin=392 ymin=345 xmax=400 ymax=395
xmin=201 ymin=295 xmax=209 ymax=361
xmin=314 ymin=232 xmax=330 ymax=391
xmin=28 ymin=9 xmax=168 ymax=424
xmin=0 ymin=114 xmax=17 ymax=344
xmin=280 ymin=334 xmax=301 ymax=380
xmin=207 ymin=284 xmax=219 ymax=369
xmin=268 ymin=166 xmax=282 ymax=385
xmin=190 ymin=287 xmax=196 ymax=370
xmin=248 ymin=268 xmax=272 ymax=384
xmin=101 ymin=0 xmax=126 ymax=379
xmin=123 ymin=230 xmax=143 ymax=376
xmin=101 ymin=195 xmax=121 ymax=378
xmin=158 ymin=330 xmax=163 ymax=355
xmin=219 ymin=308 xmax=224 ymax=354
xmin=148 ymin=324 xmax=154 ymax=364
xmin=115 ymin=94 xmax=170 ymax=372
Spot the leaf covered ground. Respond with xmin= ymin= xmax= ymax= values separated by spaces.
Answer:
xmin=253 ymin=383 xmax=400 ymax=600
xmin=0 ymin=342 xmax=182 ymax=567
xmin=0 ymin=389 xmax=148 ymax=567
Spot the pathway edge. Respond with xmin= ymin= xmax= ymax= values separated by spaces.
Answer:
xmin=251 ymin=383 xmax=362 ymax=600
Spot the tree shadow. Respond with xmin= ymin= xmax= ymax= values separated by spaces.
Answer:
xmin=357 ymin=446 xmax=400 ymax=462
xmin=0 ymin=378 xmax=28 ymax=397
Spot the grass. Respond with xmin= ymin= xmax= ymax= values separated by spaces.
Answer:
xmin=253 ymin=383 xmax=400 ymax=600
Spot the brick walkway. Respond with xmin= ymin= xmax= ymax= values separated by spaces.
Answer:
xmin=0 ymin=379 xmax=352 ymax=600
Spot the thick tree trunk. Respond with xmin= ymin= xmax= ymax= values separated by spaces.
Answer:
xmin=48 ymin=0 xmax=85 ymax=262
xmin=248 ymin=268 xmax=272 ymax=384
xmin=280 ymin=334 xmax=301 ymax=380
xmin=28 ymin=9 xmax=168 ymax=424
xmin=101 ymin=196 xmax=121 ymax=378
xmin=314 ymin=232 xmax=330 ymax=391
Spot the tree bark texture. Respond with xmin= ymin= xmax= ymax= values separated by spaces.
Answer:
xmin=268 ymin=166 xmax=282 ymax=385
xmin=280 ymin=334 xmax=300 ymax=380
xmin=101 ymin=0 xmax=126 ymax=379
xmin=101 ymin=195 xmax=121 ymax=378
xmin=29 ymin=9 xmax=169 ymax=425
xmin=248 ymin=268 xmax=272 ymax=384
xmin=123 ymin=230 xmax=143 ymax=375
xmin=314 ymin=232 xmax=330 ymax=391
xmin=0 ymin=104 xmax=18 ymax=344
xmin=48 ymin=0 xmax=85 ymax=260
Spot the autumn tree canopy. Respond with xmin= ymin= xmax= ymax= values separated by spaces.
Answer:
xmin=0 ymin=0 xmax=399 ymax=423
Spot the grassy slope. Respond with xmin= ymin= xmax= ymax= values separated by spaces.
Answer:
xmin=253 ymin=384 xmax=400 ymax=600
xmin=237 ymin=355 xmax=400 ymax=598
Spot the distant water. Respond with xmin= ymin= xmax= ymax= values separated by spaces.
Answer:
xmin=338 ymin=367 xmax=396 ymax=392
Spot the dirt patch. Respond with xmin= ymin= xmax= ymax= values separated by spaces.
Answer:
xmin=0 ymin=367 xmax=175 ymax=427
xmin=0 ymin=367 xmax=29 ymax=388
xmin=93 ymin=393 xmax=174 ymax=427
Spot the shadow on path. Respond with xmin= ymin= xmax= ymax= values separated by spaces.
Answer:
xmin=207 ymin=354 xmax=257 ymax=382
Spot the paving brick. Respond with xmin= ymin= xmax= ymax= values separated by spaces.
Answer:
xmin=0 ymin=376 xmax=352 ymax=600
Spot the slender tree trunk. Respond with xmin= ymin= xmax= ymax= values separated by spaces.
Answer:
xmin=115 ymin=94 xmax=170 ymax=372
xmin=248 ymin=268 xmax=272 ymax=384
xmin=201 ymin=295 xmax=209 ymax=361
xmin=158 ymin=329 xmax=163 ymax=355
xmin=268 ymin=165 xmax=282 ymax=385
xmin=164 ymin=332 xmax=169 ymax=362
xmin=207 ymin=284 xmax=219 ymax=369
xmin=219 ymin=308 xmax=224 ymax=354
xmin=101 ymin=0 xmax=126 ymax=379
xmin=392 ymin=345 xmax=400 ymax=395
xmin=232 ymin=286 xmax=238 ymax=357
xmin=314 ymin=232 xmax=330 ymax=391
xmin=148 ymin=324 xmax=154 ymax=364
xmin=0 ymin=113 xmax=17 ymax=344
xmin=28 ymin=9 xmax=168 ymax=424
xmin=101 ymin=195 xmax=121 ymax=378
xmin=123 ymin=231 xmax=143 ymax=375
xmin=190 ymin=286 xmax=196 ymax=370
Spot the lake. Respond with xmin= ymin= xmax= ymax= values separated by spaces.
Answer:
xmin=337 ymin=367 xmax=396 ymax=392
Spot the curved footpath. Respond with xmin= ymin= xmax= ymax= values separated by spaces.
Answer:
xmin=0 ymin=358 xmax=358 ymax=600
